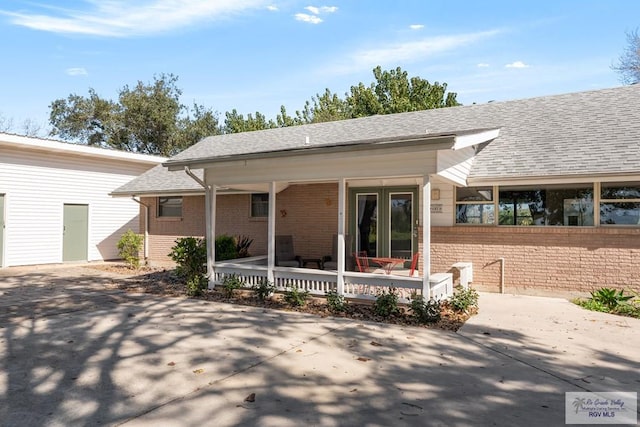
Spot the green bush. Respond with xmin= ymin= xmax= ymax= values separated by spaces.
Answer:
xmin=590 ymin=287 xmax=633 ymax=310
xmin=284 ymin=285 xmax=310 ymax=307
xmin=221 ymin=274 xmax=244 ymax=298
xmin=117 ymin=230 xmax=144 ymax=268
xmin=373 ymin=287 xmax=399 ymax=318
xmin=325 ymin=290 xmax=347 ymax=313
xmin=186 ymin=275 xmax=207 ymax=297
xmin=216 ymin=234 xmax=238 ymax=261
xmin=449 ymin=285 xmax=479 ymax=313
xmin=252 ymin=278 xmax=276 ymax=301
xmin=411 ymin=295 xmax=441 ymax=323
xmin=169 ymin=237 xmax=207 ymax=279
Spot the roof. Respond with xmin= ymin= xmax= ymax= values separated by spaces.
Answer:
xmin=0 ymin=132 xmax=167 ymax=165
xmin=114 ymin=84 xmax=640 ymax=195
xmin=110 ymin=163 xmax=204 ymax=196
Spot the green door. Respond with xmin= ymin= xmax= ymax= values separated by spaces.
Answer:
xmin=0 ymin=194 xmax=4 ymax=267
xmin=350 ymin=187 xmax=418 ymax=259
xmin=63 ymin=204 xmax=89 ymax=262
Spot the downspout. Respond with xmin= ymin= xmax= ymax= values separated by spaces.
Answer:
xmin=183 ymin=166 xmax=215 ymax=287
xmin=499 ymin=257 xmax=505 ymax=294
xmin=131 ymin=197 xmax=149 ymax=265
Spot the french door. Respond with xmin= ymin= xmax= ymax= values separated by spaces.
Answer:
xmin=350 ymin=187 xmax=417 ymax=259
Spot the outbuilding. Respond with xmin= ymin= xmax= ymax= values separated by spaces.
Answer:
xmin=0 ymin=133 xmax=164 ymax=267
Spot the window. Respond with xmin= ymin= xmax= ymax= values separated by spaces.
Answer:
xmin=158 ymin=197 xmax=182 ymax=217
xmin=250 ymin=193 xmax=269 ymax=218
xmin=498 ymin=184 xmax=593 ymax=226
xmin=455 ymin=187 xmax=495 ymax=224
xmin=600 ymin=182 xmax=640 ymax=225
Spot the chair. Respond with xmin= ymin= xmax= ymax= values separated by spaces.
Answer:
xmin=275 ymin=235 xmax=302 ymax=268
xmin=322 ymin=234 xmax=351 ymax=270
xmin=353 ymin=251 xmax=370 ymax=273
xmin=409 ymin=252 xmax=420 ymax=277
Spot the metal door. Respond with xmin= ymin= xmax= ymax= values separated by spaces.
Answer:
xmin=63 ymin=204 xmax=88 ymax=262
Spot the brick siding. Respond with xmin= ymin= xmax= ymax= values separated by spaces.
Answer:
xmin=429 ymin=226 xmax=640 ymax=294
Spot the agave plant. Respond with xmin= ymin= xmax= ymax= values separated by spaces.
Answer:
xmin=590 ymin=287 xmax=633 ymax=310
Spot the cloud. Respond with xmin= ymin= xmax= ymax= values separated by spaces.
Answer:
xmin=0 ymin=0 xmax=270 ymax=37
xmin=505 ymin=61 xmax=530 ymax=68
xmin=66 ymin=67 xmax=88 ymax=76
xmin=328 ymin=29 xmax=501 ymax=74
xmin=477 ymin=63 xmax=490 ymax=68
xmin=267 ymin=5 xmax=278 ymax=11
xmin=305 ymin=6 xmax=337 ymax=14
xmin=409 ymin=24 xmax=424 ymax=30
xmin=295 ymin=13 xmax=322 ymax=24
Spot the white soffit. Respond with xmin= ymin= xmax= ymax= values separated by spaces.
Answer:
xmin=452 ymin=128 xmax=500 ymax=150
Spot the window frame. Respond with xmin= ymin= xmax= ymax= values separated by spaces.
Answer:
xmin=250 ymin=193 xmax=269 ymax=218
xmin=599 ymin=181 xmax=640 ymax=226
xmin=157 ymin=196 xmax=183 ymax=218
xmin=454 ymin=186 xmax=496 ymax=225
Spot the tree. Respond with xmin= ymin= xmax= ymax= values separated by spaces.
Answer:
xmin=612 ymin=28 xmax=640 ymax=84
xmin=347 ymin=66 xmax=459 ymax=116
xmin=222 ymin=109 xmax=276 ymax=133
xmin=49 ymin=74 xmax=217 ymax=155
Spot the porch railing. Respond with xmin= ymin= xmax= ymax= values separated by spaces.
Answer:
xmin=212 ymin=256 xmax=445 ymax=301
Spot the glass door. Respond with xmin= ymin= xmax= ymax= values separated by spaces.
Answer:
xmin=389 ymin=192 xmax=413 ymax=259
xmin=355 ymin=193 xmax=378 ymax=256
xmin=351 ymin=187 xmax=417 ymax=261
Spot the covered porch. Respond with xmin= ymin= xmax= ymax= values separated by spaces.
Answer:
xmin=166 ymin=128 xmax=499 ymax=301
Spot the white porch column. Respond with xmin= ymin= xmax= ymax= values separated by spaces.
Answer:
xmin=336 ymin=178 xmax=346 ymax=295
xmin=267 ymin=181 xmax=276 ymax=284
xmin=422 ymin=175 xmax=431 ymax=297
xmin=206 ymin=184 xmax=217 ymax=288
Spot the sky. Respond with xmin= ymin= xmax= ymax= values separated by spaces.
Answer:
xmin=0 ymin=0 xmax=638 ymax=135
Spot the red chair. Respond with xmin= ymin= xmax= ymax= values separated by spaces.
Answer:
xmin=409 ymin=252 xmax=420 ymax=277
xmin=354 ymin=251 xmax=370 ymax=272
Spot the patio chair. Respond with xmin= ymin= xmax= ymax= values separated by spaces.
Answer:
xmin=275 ymin=235 xmax=302 ymax=268
xmin=322 ymin=234 xmax=352 ymax=270
xmin=353 ymin=251 xmax=371 ymax=273
xmin=409 ymin=251 xmax=420 ymax=277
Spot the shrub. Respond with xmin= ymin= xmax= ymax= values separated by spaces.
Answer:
xmin=590 ymin=287 xmax=633 ymax=310
xmin=216 ymin=235 xmax=238 ymax=261
xmin=252 ymin=278 xmax=276 ymax=301
xmin=221 ymin=274 xmax=244 ymax=298
xmin=186 ymin=275 xmax=207 ymax=297
xmin=411 ymin=295 xmax=441 ymax=323
xmin=117 ymin=229 xmax=144 ymax=268
xmin=235 ymin=235 xmax=253 ymax=258
xmin=373 ymin=287 xmax=399 ymax=318
xmin=284 ymin=285 xmax=310 ymax=307
xmin=325 ymin=290 xmax=347 ymax=313
xmin=449 ymin=285 xmax=479 ymax=313
xmin=169 ymin=237 xmax=207 ymax=279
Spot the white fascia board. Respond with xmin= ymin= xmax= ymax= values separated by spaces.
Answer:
xmin=0 ymin=132 xmax=166 ymax=165
xmin=468 ymin=173 xmax=640 ymax=187
xmin=452 ymin=128 xmax=500 ymax=150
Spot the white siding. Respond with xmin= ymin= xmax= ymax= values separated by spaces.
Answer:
xmin=436 ymin=146 xmax=475 ymax=186
xmin=429 ymin=177 xmax=454 ymax=226
xmin=0 ymin=147 xmax=156 ymax=267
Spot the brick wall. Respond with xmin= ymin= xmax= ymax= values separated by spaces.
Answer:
xmin=141 ymin=182 xmax=339 ymax=263
xmin=429 ymin=226 xmax=640 ymax=294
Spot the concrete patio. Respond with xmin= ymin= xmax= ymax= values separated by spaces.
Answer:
xmin=0 ymin=265 xmax=638 ymax=426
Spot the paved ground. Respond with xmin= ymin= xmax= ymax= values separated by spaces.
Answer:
xmin=0 ymin=265 xmax=638 ymax=426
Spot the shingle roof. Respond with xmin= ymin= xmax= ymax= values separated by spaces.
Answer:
xmin=110 ymin=163 xmax=204 ymax=196
xmin=113 ymin=84 xmax=640 ymax=195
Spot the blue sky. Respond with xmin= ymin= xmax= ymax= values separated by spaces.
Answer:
xmin=0 ymin=0 xmax=638 ymax=134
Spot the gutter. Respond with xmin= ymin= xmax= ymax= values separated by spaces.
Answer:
xmin=131 ymin=197 xmax=150 ymax=264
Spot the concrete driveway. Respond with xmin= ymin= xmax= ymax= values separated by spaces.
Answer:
xmin=0 ymin=265 xmax=638 ymax=426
